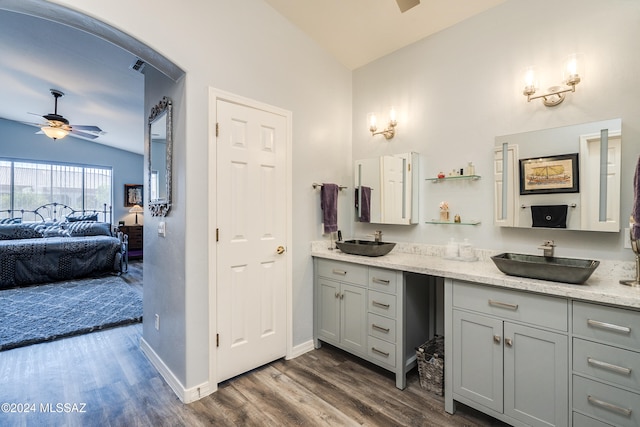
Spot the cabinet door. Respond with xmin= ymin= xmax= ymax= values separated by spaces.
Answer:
xmin=317 ymin=278 xmax=340 ymax=344
xmin=341 ymin=283 xmax=367 ymax=355
xmin=453 ymin=310 xmax=504 ymax=413
xmin=504 ymin=322 xmax=568 ymax=427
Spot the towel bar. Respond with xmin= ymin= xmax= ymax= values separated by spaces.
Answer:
xmin=312 ymin=183 xmax=348 ymax=190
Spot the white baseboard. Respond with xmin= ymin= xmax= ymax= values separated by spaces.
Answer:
xmin=287 ymin=339 xmax=315 ymax=360
xmin=140 ymin=338 xmax=215 ymax=403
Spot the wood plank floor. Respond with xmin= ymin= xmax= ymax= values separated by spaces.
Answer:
xmin=0 ymin=262 xmax=508 ymax=427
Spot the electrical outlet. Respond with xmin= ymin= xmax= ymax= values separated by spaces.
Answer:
xmin=624 ymin=228 xmax=631 ymax=249
xmin=155 ymin=314 xmax=160 ymax=330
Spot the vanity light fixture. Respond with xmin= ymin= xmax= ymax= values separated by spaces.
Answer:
xmin=368 ymin=108 xmax=397 ymax=140
xmin=523 ymin=54 xmax=583 ymax=107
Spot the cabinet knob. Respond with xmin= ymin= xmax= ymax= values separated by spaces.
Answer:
xmin=505 ymin=338 xmax=513 ymax=347
xmin=493 ymin=335 xmax=501 ymax=344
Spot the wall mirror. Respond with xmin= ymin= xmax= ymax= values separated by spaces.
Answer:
xmin=494 ymin=118 xmax=621 ymax=232
xmin=354 ymin=152 xmax=419 ymax=225
xmin=147 ymin=96 xmax=173 ymax=217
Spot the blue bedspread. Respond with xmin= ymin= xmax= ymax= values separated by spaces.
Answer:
xmin=0 ymin=236 xmax=122 ymax=288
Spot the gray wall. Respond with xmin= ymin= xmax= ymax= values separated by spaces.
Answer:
xmin=0 ymin=118 xmax=143 ymax=224
xmin=353 ymin=0 xmax=640 ymax=262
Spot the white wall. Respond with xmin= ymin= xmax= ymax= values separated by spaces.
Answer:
xmin=353 ymin=0 xmax=640 ymax=262
xmin=47 ymin=0 xmax=352 ymax=394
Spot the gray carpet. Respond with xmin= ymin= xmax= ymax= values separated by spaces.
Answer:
xmin=0 ymin=275 xmax=142 ymax=351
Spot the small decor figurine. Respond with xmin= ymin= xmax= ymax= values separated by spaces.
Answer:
xmin=437 ymin=171 xmax=445 ymax=179
xmin=439 ymin=201 xmax=450 ymax=221
xmin=454 ymin=214 xmax=461 ymax=223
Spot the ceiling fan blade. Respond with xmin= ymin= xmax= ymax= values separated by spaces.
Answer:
xmin=396 ymin=0 xmax=420 ymax=13
xmin=72 ymin=125 xmax=103 ymax=132
xmin=69 ymin=129 xmax=100 ymax=140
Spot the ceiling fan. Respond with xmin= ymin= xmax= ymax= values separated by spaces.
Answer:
xmin=28 ymin=89 xmax=103 ymax=141
xmin=396 ymin=0 xmax=420 ymax=13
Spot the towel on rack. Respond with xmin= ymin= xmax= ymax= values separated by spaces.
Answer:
xmin=355 ymin=186 xmax=371 ymax=222
xmin=321 ymin=183 xmax=339 ymax=234
xmin=632 ymin=156 xmax=640 ymax=240
xmin=531 ymin=205 xmax=568 ymax=228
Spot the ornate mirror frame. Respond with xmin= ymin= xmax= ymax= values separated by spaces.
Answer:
xmin=147 ymin=96 xmax=173 ymax=217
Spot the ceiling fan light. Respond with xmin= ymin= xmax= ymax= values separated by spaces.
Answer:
xmin=42 ymin=126 xmax=69 ymax=140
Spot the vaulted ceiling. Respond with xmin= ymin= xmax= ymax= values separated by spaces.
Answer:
xmin=0 ymin=1 xmax=506 ymax=155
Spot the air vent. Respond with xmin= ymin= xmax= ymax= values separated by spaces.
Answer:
xmin=129 ymin=58 xmax=146 ymax=73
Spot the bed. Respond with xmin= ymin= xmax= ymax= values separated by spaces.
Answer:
xmin=0 ymin=203 xmax=128 ymax=288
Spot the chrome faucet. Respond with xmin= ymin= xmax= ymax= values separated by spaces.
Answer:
xmin=539 ymin=240 xmax=555 ymax=257
xmin=373 ymin=230 xmax=383 ymax=243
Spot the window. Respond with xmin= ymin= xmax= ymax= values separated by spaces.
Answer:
xmin=0 ymin=159 xmax=112 ymax=212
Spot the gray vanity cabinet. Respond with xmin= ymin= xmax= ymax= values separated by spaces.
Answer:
xmin=314 ymin=258 xmax=431 ymax=390
xmin=571 ymin=301 xmax=640 ymax=427
xmin=450 ymin=280 xmax=569 ymax=427
xmin=315 ymin=262 xmax=368 ymax=357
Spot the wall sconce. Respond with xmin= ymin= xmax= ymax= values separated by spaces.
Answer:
xmin=523 ymin=54 xmax=583 ymax=107
xmin=368 ymin=108 xmax=397 ymax=140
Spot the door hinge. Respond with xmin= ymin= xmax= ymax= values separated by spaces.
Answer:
xmin=216 ymin=333 xmax=219 ymax=347
xmin=216 ymin=228 xmax=219 ymax=242
xmin=216 ymin=122 xmax=219 ymax=137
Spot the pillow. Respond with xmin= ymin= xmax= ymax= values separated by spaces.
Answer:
xmin=62 ymin=221 xmax=112 ymax=237
xmin=0 ymin=217 xmax=21 ymax=224
xmin=36 ymin=224 xmax=71 ymax=238
xmin=66 ymin=213 xmax=99 ymax=222
xmin=0 ymin=223 xmax=43 ymax=240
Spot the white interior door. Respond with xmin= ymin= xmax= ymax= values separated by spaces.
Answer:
xmin=216 ymin=98 xmax=288 ymax=382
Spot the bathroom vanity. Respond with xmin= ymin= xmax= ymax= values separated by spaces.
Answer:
xmin=312 ymin=242 xmax=640 ymax=427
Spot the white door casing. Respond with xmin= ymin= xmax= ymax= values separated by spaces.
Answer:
xmin=209 ymin=89 xmax=292 ymax=384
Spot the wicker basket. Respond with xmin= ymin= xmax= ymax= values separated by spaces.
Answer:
xmin=416 ymin=335 xmax=444 ymax=395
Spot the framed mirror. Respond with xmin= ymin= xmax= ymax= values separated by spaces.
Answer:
xmin=147 ymin=96 xmax=173 ymax=217
xmin=354 ymin=152 xmax=419 ymax=225
xmin=494 ymin=118 xmax=621 ymax=232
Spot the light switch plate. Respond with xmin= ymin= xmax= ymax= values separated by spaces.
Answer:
xmin=158 ymin=221 xmax=166 ymax=237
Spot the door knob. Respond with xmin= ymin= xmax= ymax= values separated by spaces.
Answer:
xmin=276 ymin=245 xmax=285 ymax=254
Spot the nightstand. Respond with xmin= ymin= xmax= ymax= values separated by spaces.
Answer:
xmin=118 ymin=225 xmax=143 ymax=259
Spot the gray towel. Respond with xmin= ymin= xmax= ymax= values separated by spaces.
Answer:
xmin=633 ymin=156 xmax=640 ymax=240
xmin=321 ymin=183 xmax=338 ymax=234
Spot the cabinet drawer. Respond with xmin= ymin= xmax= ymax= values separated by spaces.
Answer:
xmin=368 ymin=313 xmax=396 ymax=343
xmin=368 ymin=290 xmax=397 ymax=318
xmin=316 ymin=259 xmax=367 ymax=285
xmin=573 ymin=338 xmax=640 ymax=392
xmin=573 ymin=412 xmax=614 ymax=427
xmin=452 ymin=280 xmax=567 ymax=331
xmin=368 ymin=267 xmax=397 ymax=294
xmin=573 ymin=375 xmax=638 ymax=427
xmin=573 ymin=301 xmax=640 ymax=352
xmin=368 ymin=336 xmax=396 ymax=368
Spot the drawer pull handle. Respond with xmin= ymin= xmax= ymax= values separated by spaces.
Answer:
xmin=372 ymin=347 xmax=390 ymax=358
xmin=587 ymin=395 xmax=632 ymax=417
xmin=587 ymin=357 xmax=632 ymax=376
xmin=372 ymin=277 xmax=390 ymax=285
xmin=332 ymin=269 xmax=347 ymax=276
xmin=488 ymin=299 xmax=519 ymax=310
xmin=372 ymin=324 xmax=390 ymax=333
xmin=587 ymin=319 xmax=631 ymax=334
xmin=372 ymin=301 xmax=390 ymax=309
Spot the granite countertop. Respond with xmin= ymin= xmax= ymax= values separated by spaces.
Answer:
xmin=311 ymin=241 xmax=640 ymax=310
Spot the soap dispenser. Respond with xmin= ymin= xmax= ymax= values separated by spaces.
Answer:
xmin=445 ymin=238 xmax=459 ymax=258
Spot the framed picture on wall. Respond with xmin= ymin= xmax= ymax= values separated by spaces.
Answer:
xmin=124 ymin=184 xmax=144 ymax=207
xmin=519 ymin=153 xmax=579 ymax=195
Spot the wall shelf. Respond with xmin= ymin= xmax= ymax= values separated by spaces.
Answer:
xmin=426 ymin=220 xmax=481 ymax=226
xmin=429 ymin=175 xmax=481 ymax=183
